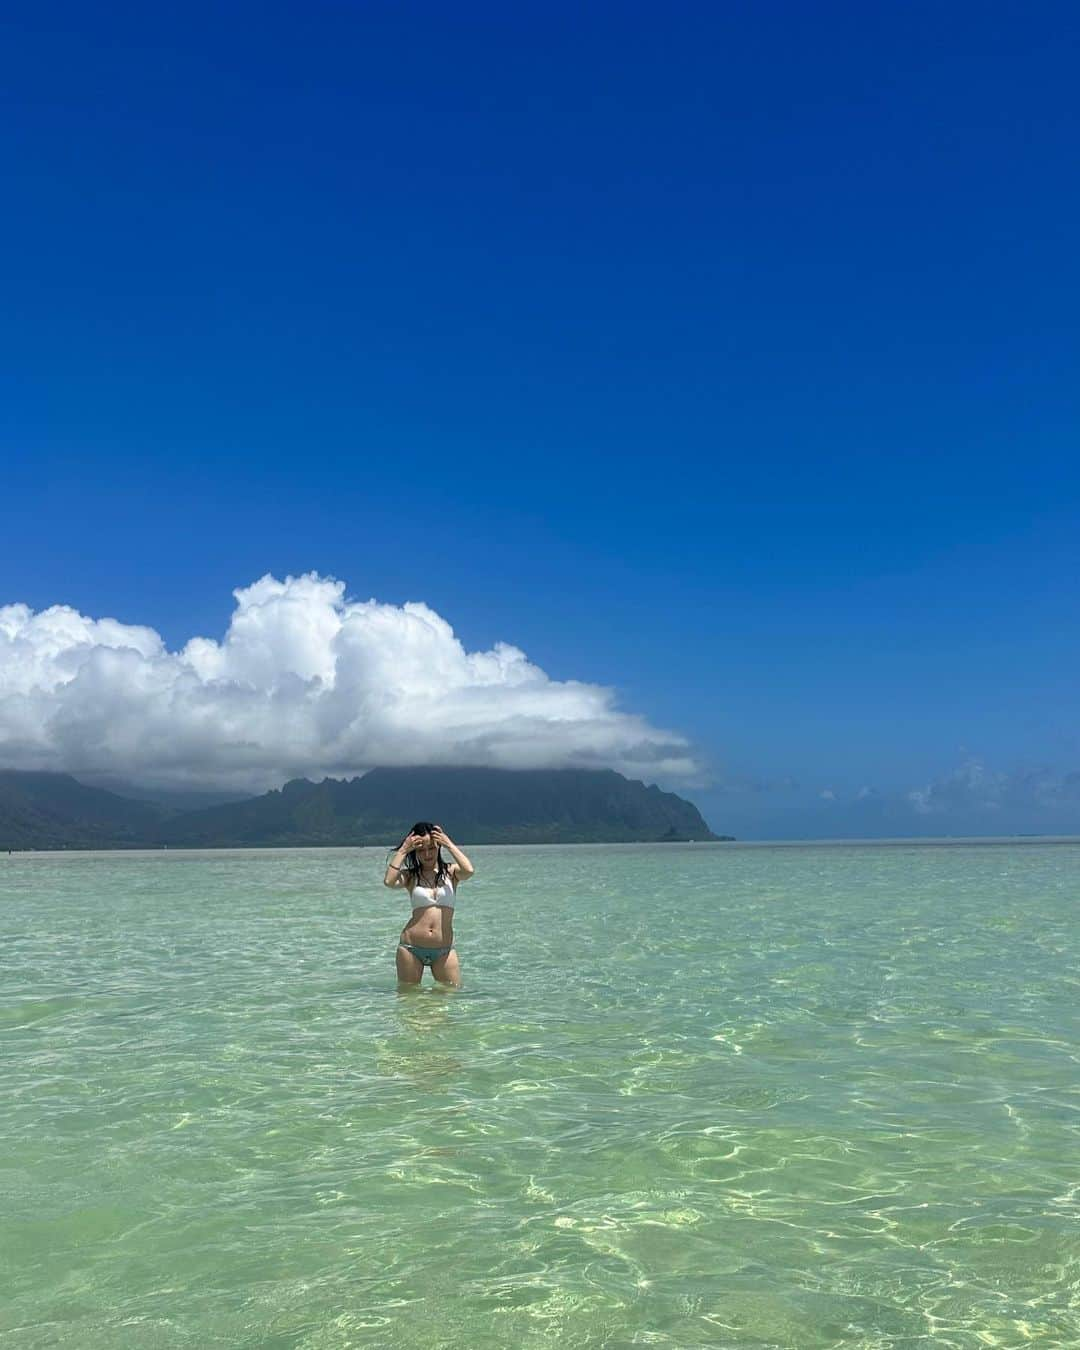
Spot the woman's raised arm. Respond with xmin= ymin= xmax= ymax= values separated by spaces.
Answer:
xmin=384 ymin=835 xmax=417 ymax=887
xmin=432 ymin=826 xmax=475 ymax=880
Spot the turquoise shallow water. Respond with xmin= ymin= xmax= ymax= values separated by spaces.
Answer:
xmin=2 ymin=841 xmax=1079 ymax=1348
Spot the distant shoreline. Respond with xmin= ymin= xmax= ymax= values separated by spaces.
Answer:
xmin=6 ymin=834 xmax=1080 ymax=857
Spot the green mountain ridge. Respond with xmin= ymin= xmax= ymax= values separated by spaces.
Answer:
xmin=0 ymin=770 xmax=170 ymax=849
xmin=0 ymin=767 xmax=728 ymax=849
xmin=157 ymin=766 xmax=725 ymax=846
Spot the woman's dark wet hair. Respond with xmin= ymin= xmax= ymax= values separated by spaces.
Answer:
xmin=390 ymin=821 xmax=451 ymax=886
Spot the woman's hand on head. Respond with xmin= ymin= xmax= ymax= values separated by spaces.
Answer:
xmin=431 ymin=826 xmax=452 ymax=848
xmin=402 ymin=832 xmax=425 ymax=851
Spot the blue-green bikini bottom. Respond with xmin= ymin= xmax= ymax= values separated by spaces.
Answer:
xmin=399 ymin=943 xmax=453 ymax=966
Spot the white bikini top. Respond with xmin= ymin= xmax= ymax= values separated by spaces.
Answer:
xmin=408 ymin=875 xmax=457 ymax=910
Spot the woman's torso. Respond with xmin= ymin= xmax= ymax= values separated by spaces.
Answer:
xmin=400 ymin=872 xmax=457 ymax=947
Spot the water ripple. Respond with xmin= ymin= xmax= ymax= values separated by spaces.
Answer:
xmin=2 ymin=842 xmax=1079 ymax=1347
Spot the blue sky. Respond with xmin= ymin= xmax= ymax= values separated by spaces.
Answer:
xmin=2 ymin=1 xmax=1078 ymax=836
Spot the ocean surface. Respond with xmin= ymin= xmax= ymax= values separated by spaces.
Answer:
xmin=2 ymin=841 xmax=1078 ymax=1349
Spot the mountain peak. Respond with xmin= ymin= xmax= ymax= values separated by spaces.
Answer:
xmin=1 ymin=765 xmax=730 ymax=850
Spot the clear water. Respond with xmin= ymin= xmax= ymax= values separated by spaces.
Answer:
xmin=2 ymin=842 xmax=1078 ymax=1349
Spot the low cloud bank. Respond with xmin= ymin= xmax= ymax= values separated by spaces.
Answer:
xmin=0 ymin=573 xmax=699 ymax=791
xmin=698 ymin=758 xmax=1080 ymax=839
xmin=908 ymin=758 xmax=1080 ymax=815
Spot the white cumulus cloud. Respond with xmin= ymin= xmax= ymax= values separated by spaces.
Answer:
xmin=907 ymin=758 xmax=1008 ymax=814
xmin=908 ymin=757 xmax=1080 ymax=815
xmin=0 ymin=572 xmax=700 ymax=791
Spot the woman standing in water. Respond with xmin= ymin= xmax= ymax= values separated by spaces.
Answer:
xmin=383 ymin=823 xmax=474 ymax=986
